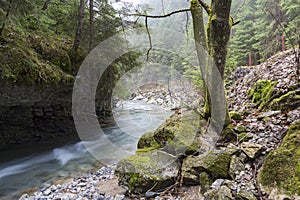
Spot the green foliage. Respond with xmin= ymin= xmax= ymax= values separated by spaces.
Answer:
xmin=0 ymin=29 xmax=74 ymax=85
xmin=229 ymin=0 xmax=300 ymax=67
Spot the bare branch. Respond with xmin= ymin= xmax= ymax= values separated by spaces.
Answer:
xmin=126 ymin=8 xmax=190 ymax=18
xmin=42 ymin=0 xmax=51 ymax=10
xmin=198 ymin=0 xmax=211 ymax=15
xmin=145 ymin=17 xmax=152 ymax=61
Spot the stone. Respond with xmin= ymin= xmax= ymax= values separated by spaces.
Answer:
xmin=204 ymin=186 xmax=233 ymax=200
xmin=182 ymin=147 xmax=238 ymax=185
xmin=230 ymin=111 xmax=243 ymax=121
xmin=241 ymin=142 xmax=264 ymax=159
xmin=248 ymin=79 xmax=278 ymax=110
xmin=236 ymin=190 xmax=256 ymax=200
xmin=115 ymin=150 xmax=180 ymax=194
xmin=270 ymin=90 xmax=300 ymax=110
xmin=229 ymin=155 xmax=245 ymax=179
xmin=43 ymin=188 xmax=51 ymax=196
xmin=257 ymin=110 xmax=281 ymax=121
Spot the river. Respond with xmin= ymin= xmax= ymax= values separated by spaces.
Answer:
xmin=0 ymin=101 xmax=172 ymax=199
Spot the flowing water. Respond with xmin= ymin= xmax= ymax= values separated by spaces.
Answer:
xmin=0 ymin=101 xmax=171 ymax=199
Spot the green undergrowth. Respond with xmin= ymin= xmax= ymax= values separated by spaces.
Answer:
xmin=0 ymin=28 xmax=84 ymax=85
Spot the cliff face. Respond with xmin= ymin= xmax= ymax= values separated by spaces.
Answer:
xmin=0 ymin=79 xmax=78 ymax=148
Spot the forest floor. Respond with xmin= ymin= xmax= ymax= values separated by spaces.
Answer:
xmin=20 ymin=49 xmax=300 ymax=200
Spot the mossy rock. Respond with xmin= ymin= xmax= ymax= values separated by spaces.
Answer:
xmin=219 ymin=124 xmax=237 ymax=143
xmin=115 ymin=150 xmax=180 ymax=194
xmin=269 ymin=90 xmax=300 ymax=111
xmin=229 ymin=111 xmax=242 ymax=121
xmin=248 ymin=79 xmax=279 ymax=110
xmin=137 ymin=111 xmax=203 ymax=156
xmin=181 ymin=146 xmax=238 ymax=185
xmin=258 ymin=120 xmax=300 ymax=196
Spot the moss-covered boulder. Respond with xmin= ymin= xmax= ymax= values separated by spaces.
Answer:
xmin=229 ymin=111 xmax=243 ymax=121
xmin=181 ymin=146 xmax=238 ymax=185
xmin=248 ymin=79 xmax=278 ymax=110
xmin=115 ymin=150 xmax=180 ymax=194
xmin=258 ymin=120 xmax=300 ymax=196
xmin=269 ymin=90 xmax=300 ymax=111
xmin=137 ymin=111 xmax=204 ymax=156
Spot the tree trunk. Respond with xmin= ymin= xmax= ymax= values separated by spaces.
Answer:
xmin=89 ymin=0 xmax=95 ymax=51
xmin=206 ymin=0 xmax=232 ymax=126
xmin=72 ymin=0 xmax=85 ymax=62
xmin=190 ymin=0 xmax=210 ymax=119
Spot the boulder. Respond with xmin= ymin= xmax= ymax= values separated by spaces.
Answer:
xmin=236 ymin=190 xmax=256 ymax=200
xmin=270 ymin=90 xmax=300 ymax=111
xmin=229 ymin=111 xmax=243 ymax=121
xmin=258 ymin=120 xmax=300 ymax=196
xmin=248 ymin=79 xmax=278 ymax=110
xmin=115 ymin=150 xmax=180 ymax=194
xmin=241 ymin=142 xmax=264 ymax=159
xmin=204 ymin=186 xmax=233 ymax=200
xmin=137 ymin=111 xmax=203 ymax=156
xmin=229 ymin=154 xmax=245 ymax=179
xmin=181 ymin=147 xmax=238 ymax=185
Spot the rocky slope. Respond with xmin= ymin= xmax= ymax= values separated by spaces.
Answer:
xmin=116 ymin=49 xmax=300 ymax=199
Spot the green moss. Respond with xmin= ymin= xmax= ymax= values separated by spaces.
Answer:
xmin=248 ymin=79 xmax=278 ymax=110
xmin=219 ymin=124 xmax=237 ymax=142
xmin=270 ymin=90 xmax=300 ymax=111
xmin=137 ymin=111 xmax=202 ymax=156
xmin=115 ymin=150 xmax=179 ymax=194
xmin=0 ymin=29 xmax=78 ymax=85
xmin=259 ymin=120 xmax=300 ymax=195
xmin=229 ymin=111 xmax=242 ymax=121
xmin=182 ymin=147 xmax=238 ymax=181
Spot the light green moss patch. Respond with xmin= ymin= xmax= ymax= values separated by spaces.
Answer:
xmin=248 ymin=79 xmax=278 ymax=110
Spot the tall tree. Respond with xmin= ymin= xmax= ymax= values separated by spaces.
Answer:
xmin=130 ymin=0 xmax=233 ymax=129
xmin=89 ymin=0 xmax=95 ymax=51
xmin=72 ymin=0 xmax=85 ymax=61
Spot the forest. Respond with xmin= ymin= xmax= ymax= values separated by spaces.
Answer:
xmin=0 ymin=0 xmax=299 ymax=199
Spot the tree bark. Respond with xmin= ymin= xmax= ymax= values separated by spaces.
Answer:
xmin=89 ymin=0 xmax=95 ymax=51
xmin=206 ymin=0 xmax=232 ymax=126
xmin=72 ymin=0 xmax=85 ymax=57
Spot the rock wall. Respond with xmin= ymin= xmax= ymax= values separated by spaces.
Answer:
xmin=0 ymin=79 xmax=78 ymax=149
